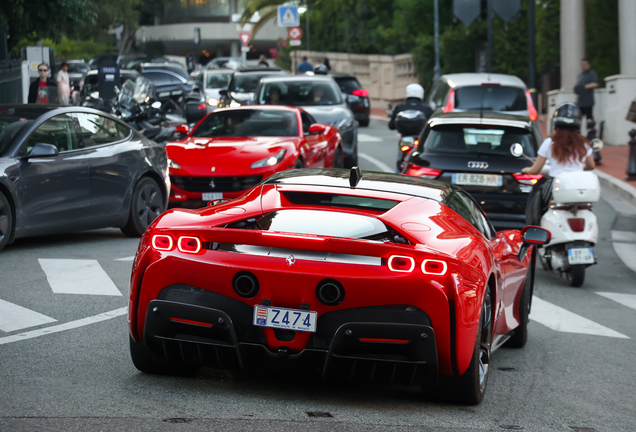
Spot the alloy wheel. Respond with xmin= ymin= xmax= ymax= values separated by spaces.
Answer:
xmin=136 ymin=183 xmax=163 ymax=229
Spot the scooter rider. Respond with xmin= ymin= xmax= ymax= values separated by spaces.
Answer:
xmin=388 ymin=84 xmax=432 ymax=130
xmin=522 ymin=102 xmax=596 ymax=225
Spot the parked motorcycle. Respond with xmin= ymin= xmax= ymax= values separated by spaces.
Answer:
xmin=537 ymin=139 xmax=604 ymax=287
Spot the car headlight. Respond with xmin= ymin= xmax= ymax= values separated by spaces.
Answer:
xmin=207 ymin=98 xmax=219 ymax=106
xmin=250 ymin=149 xmax=286 ymax=169
xmin=168 ymin=158 xmax=181 ymax=170
xmin=229 ymin=101 xmax=241 ymax=108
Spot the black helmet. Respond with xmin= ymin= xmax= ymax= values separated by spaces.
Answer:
xmin=553 ymin=102 xmax=581 ymax=129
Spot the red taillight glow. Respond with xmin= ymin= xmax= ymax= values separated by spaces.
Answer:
xmin=567 ymin=218 xmax=586 ymax=232
xmin=443 ymin=89 xmax=455 ymax=113
xmin=359 ymin=338 xmax=409 ymax=344
xmin=170 ymin=317 xmax=213 ymax=327
xmin=406 ymin=164 xmax=441 ymax=179
xmin=388 ymin=255 xmax=415 ymax=273
xmin=422 ymin=259 xmax=448 ymax=275
xmin=152 ymin=234 xmax=174 ymax=251
xmin=513 ymin=173 xmax=543 ymax=185
xmin=178 ymin=236 xmax=202 ymax=253
xmin=197 ymin=103 xmax=207 ymax=110
xmin=526 ymin=91 xmax=538 ymax=121
xmin=352 ymin=89 xmax=369 ymax=97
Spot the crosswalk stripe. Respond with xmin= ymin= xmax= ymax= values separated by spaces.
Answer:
xmin=0 ymin=299 xmax=57 ymax=332
xmin=358 ymin=133 xmax=382 ymax=142
xmin=530 ymin=296 xmax=629 ymax=339
xmin=39 ymin=259 xmax=122 ymax=296
xmin=114 ymin=256 xmax=135 ymax=262
xmin=596 ymin=292 xmax=636 ymax=312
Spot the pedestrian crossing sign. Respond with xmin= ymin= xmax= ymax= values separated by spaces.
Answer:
xmin=277 ymin=5 xmax=300 ymax=27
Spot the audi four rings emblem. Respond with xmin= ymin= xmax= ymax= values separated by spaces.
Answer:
xmin=468 ymin=161 xmax=489 ymax=169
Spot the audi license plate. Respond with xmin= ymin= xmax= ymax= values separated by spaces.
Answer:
xmin=253 ymin=305 xmax=317 ymax=333
xmin=567 ymin=248 xmax=595 ymax=265
xmin=202 ymin=192 xmax=223 ymax=200
xmin=452 ymin=173 xmax=503 ymax=187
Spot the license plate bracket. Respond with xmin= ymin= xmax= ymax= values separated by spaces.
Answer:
xmin=253 ymin=305 xmax=317 ymax=333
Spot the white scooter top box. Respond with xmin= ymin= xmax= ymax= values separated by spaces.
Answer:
xmin=552 ymin=171 xmax=600 ymax=204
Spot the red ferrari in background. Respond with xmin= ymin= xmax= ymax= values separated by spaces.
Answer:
xmin=166 ymin=106 xmax=343 ymax=206
xmin=128 ymin=168 xmax=550 ymax=404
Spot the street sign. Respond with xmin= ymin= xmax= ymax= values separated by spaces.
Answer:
xmin=277 ymin=5 xmax=300 ymax=27
xmin=290 ymin=40 xmax=302 ymax=47
xmin=288 ymin=27 xmax=302 ymax=40
xmin=453 ymin=0 xmax=480 ymax=27
xmin=492 ymin=0 xmax=521 ymax=22
xmin=239 ymin=32 xmax=251 ymax=46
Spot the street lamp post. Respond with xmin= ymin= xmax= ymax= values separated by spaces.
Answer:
xmin=487 ymin=0 xmax=493 ymax=73
xmin=434 ymin=0 xmax=440 ymax=82
xmin=306 ymin=1 xmax=311 ymax=52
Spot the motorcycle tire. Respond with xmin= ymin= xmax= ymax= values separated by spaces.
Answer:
xmin=567 ymin=265 xmax=585 ymax=287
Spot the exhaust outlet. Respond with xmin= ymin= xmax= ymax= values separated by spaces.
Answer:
xmin=233 ymin=271 xmax=259 ymax=298
xmin=316 ymin=279 xmax=345 ymax=306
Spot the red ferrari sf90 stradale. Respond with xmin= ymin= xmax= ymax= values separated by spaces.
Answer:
xmin=166 ymin=106 xmax=343 ymax=206
xmin=128 ymin=168 xmax=550 ymax=404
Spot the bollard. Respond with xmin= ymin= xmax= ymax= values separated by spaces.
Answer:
xmin=627 ymin=129 xmax=636 ymax=181
xmin=587 ymin=118 xmax=601 ymax=165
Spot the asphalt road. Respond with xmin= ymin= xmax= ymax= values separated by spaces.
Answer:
xmin=1 ymin=120 xmax=635 ymax=432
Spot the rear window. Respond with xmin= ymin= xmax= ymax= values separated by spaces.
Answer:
xmin=422 ymin=125 xmax=536 ymax=157
xmin=454 ymin=86 xmax=526 ymax=112
xmin=258 ymin=210 xmax=393 ymax=241
xmin=334 ymin=77 xmax=361 ymax=94
xmin=283 ymin=192 xmax=397 ymax=212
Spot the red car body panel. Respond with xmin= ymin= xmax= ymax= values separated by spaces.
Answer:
xmin=166 ymin=106 xmax=342 ymax=203
xmin=128 ymin=170 xmax=533 ymax=380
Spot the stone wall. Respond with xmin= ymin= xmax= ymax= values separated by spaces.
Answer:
xmin=291 ymin=50 xmax=418 ymax=108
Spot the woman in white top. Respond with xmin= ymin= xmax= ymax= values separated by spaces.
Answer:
xmin=523 ymin=102 xmax=595 ymax=224
xmin=57 ymin=62 xmax=70 ymax=105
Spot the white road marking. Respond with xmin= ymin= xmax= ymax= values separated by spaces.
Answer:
xmin=114 ymin=256 xmax=135 ymax=262
xmin=529 ymin=296 xmax=629 ymax=339
xmin=0 ymin=299 xmax=57 ymax=332
xmin=597 ymin=292 xmax=636 ymax=312
xmin=0 ymin=307 xmax=127 ymax=346
xmin=39 ymin=259 xmax=122 ymax=296
xmin=612 ymin=242 xmax=636 ymax=274
xmin=358 ymin=153 xmax=394 ymax=173
xmin=357 ymin=133 xmax=382 ymax=142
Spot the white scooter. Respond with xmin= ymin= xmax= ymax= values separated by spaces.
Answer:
xmin=538 ymin=140 xmax=603 ymax=287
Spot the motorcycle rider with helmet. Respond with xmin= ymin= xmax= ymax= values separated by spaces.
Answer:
xmin=522 ymin=102 xmax=596 ymax=225
xmin=388 ymin=83 xmax=432 ymax=130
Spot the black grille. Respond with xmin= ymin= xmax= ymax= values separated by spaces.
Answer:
xmin=171 ymin=175 xmax=262 ymax=192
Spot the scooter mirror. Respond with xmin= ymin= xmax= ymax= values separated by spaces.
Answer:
xmin=590 ymin=138 xmax=604 ymax=151
xmin=510 ymin=143 xmax=524 ymax=158
xmin=151 ymin=101 xmax=162 ymax=109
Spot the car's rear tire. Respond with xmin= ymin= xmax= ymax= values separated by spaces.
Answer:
xmin=121 ymin=177 xmax=164 ymax=237
xmin=333 ymin=147 xmax=344 ymax=168
xmin=423 ymin=288 xmax=492 ymax=405
xmin=567 ymin=265 xmax=585 ymax=287
xmin=505 ymin=252 xmax=534 ymax=348
xmin=129 ymin=335 xmax=198 ymax=376
xmin=0 ymin=191 xmax=13 ymax=252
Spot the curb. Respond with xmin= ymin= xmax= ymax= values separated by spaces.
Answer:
xmin=370 ymin=115 xmax=389 ymax=122
xmin=595 ymin=169 xmax=636 ymax=209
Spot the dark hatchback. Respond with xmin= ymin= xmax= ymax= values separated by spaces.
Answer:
xmin=402 ymin=112 xmax=543 ymax=229
xmin=0 ymin=105 xmax=169 ymax=251
xmin=330 ymin=72 xmax=370 ymax=126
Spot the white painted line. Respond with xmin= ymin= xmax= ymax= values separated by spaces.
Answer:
xmin=529 ymin=296 xmax=629 ymax=339
xmin=0 ymin=307 xmax=127 ymax=346
xmin=597 ymin=292 xmax=636 ymax=312
xmin=612 ymin=242 xmax=636 ymax=274
xmin=369 ymin=115 xmax=389 ymax=122
xmin=611 ymin=230 xmax=636 ymax=243
xmin=358 ymin=133 xmax=382 ymax=143
xmin=359 ymin=153 xmax=394 ymax=173
xmin=114 ymin=256 xmax=135 ymax=262
xmin=39 ymin=259 xmax=122 ymax=296
xmin=0 ymin=299 xmax=57 ymax=332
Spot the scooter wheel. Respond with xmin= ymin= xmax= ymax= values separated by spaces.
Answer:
xmin=567 ymin=265 xmax=585 ymax=287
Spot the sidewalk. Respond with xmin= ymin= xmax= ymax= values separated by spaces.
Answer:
xmin=594 ymin=145 xmax=636 ymax=209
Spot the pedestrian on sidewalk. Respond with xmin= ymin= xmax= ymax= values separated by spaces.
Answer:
xmin=27 ymin=63 xmax=59 ymax=104
xmin=296 ymin=56 xmax=313 ymax=74
xmin=57 ymin=62 xmax=71 ymax=105
xmin=573 ymin=59 xmax=598 ymax=123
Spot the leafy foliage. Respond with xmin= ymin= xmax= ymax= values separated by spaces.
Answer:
xmin=11 ymin=35 xmax=116 ymax=61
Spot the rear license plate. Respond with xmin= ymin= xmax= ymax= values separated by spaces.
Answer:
xmin=567 ymin=248 xmax=594 ymax=265
xmin=452 ymin=173 xmax=503 ymax=187
xmin=202 ymin=192 xmax=223 ymax=200
xmin=253 ymin=306 xmax=317 ymax=333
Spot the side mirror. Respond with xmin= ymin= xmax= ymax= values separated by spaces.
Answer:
xmin=519 ymin=225 xmax=551 ymax=260
xmin=25 ymin=143 xmax=59 ymax=159
xmin=590 ymin=138 xmax=604 ymax=151
xmin=175 ymin=124 xmax=189 ymax=134
xmin=308 ymin=124 xmax=326 ymax=135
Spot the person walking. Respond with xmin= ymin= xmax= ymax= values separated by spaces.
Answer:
xmin=57 ymin=62 xmax=71 ymax=105
xmin=27 ymin=63 xmax=59 ymax=104
xmin=296 ymin=56 xmax=313 ymax=74
xmin=573 ymin=59 xmax=598 ymax=123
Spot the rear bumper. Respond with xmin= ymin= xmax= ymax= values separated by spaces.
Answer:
xmin=140 ymin=285 xmax=438 ymax=384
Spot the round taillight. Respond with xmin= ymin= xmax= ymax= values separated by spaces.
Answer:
xmin=152 ymin=234 xmax=173 ymax=251
xmin=422 ymin=259 xmax=447 ymax=275
xmin=178 ymin=236 xmax=202 ymax=254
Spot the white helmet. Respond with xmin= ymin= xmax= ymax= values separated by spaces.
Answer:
xmin=405 ymin=83 xmax=424 ymax=101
